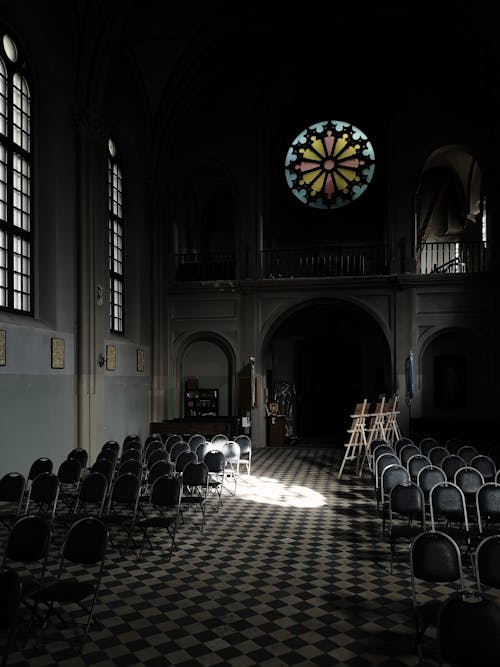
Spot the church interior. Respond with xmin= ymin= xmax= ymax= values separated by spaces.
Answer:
xmin=1 ymin=1 xmax=500 ymax=665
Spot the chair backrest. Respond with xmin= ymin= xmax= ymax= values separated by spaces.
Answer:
xmin=28 ymin=457 xmax=53 ymax=482
xmin=145 ymin=440 xmax=165 ymax=460
xmin=400 ymin=444 xmax=421 ymax=467
xmin=195 ymin=441 xmax=213 ymax=462
xmin=165 ymin=434 xmax=183 ymax=452
xmin=147 ymin=460 xmax=175 ymax=486
xmin=471 ymin=455 xmax=496 ymax=483
xmin=394 ymin=437 xmax=415 ymax=456
xmin=441 ymin=454 xmax=467 ymax=481
xmin=454 ymin=466 xmax=484 ymax=499
xmin=76 ymin=472 xmax=108 ymax=514
xmin=222 ymin=441 xmax=241 ymax=464
xmin=182 ymin=461 xmax=209 ymax=487
xmin=108 ymin=472 xmax=141 ymax=506
xmin=429 ymin=446 xmax=450 ymax=467
xmin=410 ymin=529 xmax=464 ymax=590
xmin=175 ymin=450 xmax=197 ymax=474
xmin=475 ymin=534 xmax=500 ymax=592
xmin=57 ymin=458 xmax=82 ymax=484
xmin=211 ymin=433 xmax=229 ymax=447
xmin=419 ymin=437 xmax=440 ymax=456
xmin=372 ymin=444 xmax=394 ymax=464
xmin=101 ymin=440 xmax=120 ymax=455
xmin=476 ymin=482 xmax=500 ymax=534
xmin=170 ymin=440 xmax=190 ymax=462
xmin=407 ymin=454 xmax=431 ymax=481
xmin=487 ymin=445 xmax=500 ymax=469
xmin=96 ymin=449 xmax=118 ymax=465
xmin=437 ymin=592 xmax=500 ymax=667
xmin=3 ymin=514 xmax=51 ymax=565
xmin=380 ymin=464 xmax=410 ymax=500
xmin=90 ymin=458 xmax=115 ymax=483
xmin=374 ymin=452 xmax=400 ymax=489
xmin=457 ymin=444 xmax=480 ymax=464
xmin=67 ymin=448 xmax=89 ymax=469
xmin=147 ymin=448 xmax=168 ymax=470
xmin=120 ymin=448 xmax=142 ymax=464
xmin=118 ymin=459 xmax=143 ymax=478
xmin=188 ymin=434 xmax=206 ymax=451
xmin=150 ymin=475 xmax=182 ymax=509
xmin=416 ymin=464 xmax=447 ymax=500
xmin=234 ymin=434 xmax=252 ymax=455
xmin=123 ymin=434 xmax=141 ymax=448
xmin=26 ymin=471 xmax=60 ymax=519
xmin=430 ymin=482 xmax=468 ymax=530
xmin=63 ymin=516 xmax=108 ymax=564
xmin=0 ymin=472 xmax=26 ymax=505
xmin=203 ymin=450 xmax=226 ymax=473
xmin=390 ymin=480 xmax=425 ymax=518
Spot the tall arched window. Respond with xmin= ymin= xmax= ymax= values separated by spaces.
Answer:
xmin=0 ymin=31 xmax=32 ymax=314
xmin=108 ymin=137 xmax=124 ymax=334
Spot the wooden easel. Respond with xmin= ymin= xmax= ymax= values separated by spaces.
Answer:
xmin=383 ymin=394 xmax=402 ymax=445
xmin=359 ymin=397 xmax=387 ymax=475
xmin=337 ymin=399 xmax=370 ymax=479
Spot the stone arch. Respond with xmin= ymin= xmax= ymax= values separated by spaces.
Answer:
xmin=417 ymin=326 xmax=492 ymax=422
xmin=259 ymin=296 xmax=393 ymax=441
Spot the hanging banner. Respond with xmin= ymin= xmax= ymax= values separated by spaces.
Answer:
xmin=405 ymin=351 xmax=415 ymax=403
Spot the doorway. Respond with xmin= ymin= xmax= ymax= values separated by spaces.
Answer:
xmin=295 ymin=336 xmax=362 ymax=439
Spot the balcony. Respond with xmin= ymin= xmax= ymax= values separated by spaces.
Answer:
xmin=261 ymin=245 xmax=389 ymax=279
xmin=417 ymin=241 xmax=487 ymax=274
xmin=174 ymin=251 xmax=236 ymax=282
xmin=173 ymin=241 xmax=488 ymax=283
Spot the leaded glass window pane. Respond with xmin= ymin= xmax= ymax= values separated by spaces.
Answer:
xmin=285 ymin=120 xmax=375 ymax=210
xmin=108 ymin=140 xmax=124 ymax=334
xmin=0 ymin=31 xmax=32 ymax=314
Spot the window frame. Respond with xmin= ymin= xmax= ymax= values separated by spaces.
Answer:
xmin=0 ymin=29 xmax=33 ymax=316
xmin=108 ymin=137 xmax=124 ymax=335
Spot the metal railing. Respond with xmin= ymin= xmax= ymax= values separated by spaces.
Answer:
xmin=261 ymin=245 xmax=389 ymax=279
xmin=174 ymin=251 xmax=236 ymax=282
xmin=417 ymin=241 xmax=487 ymax=274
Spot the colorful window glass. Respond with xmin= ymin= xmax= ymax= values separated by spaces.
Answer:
xmin=285 ymin=120 xmax=375 ymax=210
xmin=0 ymin=30 xmax=32 ymax=314
xmin=108 ymin=138 xmax=124 ymax=334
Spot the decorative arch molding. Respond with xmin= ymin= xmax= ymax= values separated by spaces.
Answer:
xmin=175 ymin=330 xmax=236 ymax=416
xmin=259 ymin=294 xmax=393 ymax=358
xmin=416 ymin=323 xmax=491 ymax=364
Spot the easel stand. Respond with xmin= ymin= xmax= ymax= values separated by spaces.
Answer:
xmin=337 ymin=399 xmax=370 ymax=479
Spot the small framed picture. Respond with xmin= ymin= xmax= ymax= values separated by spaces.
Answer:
xmin=137 ymin=349 xmax=144 ymax=372
xmin=51 ymin=337 xmax=65 ymax=369
xmin=106 ymin=345 xmax=116 ymax=371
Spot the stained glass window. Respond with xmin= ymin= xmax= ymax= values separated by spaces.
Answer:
xmin=108 ymin=138 xmax=124 ymax=334
xmin=0 ymin=30 xmax=32 ymax=314
xmin=285 ymin=120 xmax=375 ymax=210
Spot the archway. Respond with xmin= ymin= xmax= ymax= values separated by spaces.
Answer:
xmin=263 ymin=301 xmax=391 ymax=443
xmin=180 ymin=335 xmax=234 ymax=417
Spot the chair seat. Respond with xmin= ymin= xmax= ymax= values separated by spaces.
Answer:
xmin=35 ymin=578 xmax=95 ymax=603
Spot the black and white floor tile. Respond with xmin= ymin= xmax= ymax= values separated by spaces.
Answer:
xmin=1 ymin=446 xmax=488 ymax=666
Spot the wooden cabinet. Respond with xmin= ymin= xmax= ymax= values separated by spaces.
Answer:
xmin=266 ymin=415 xmax=286 ymax=446
xmin=184 ymin=388 xmax=218 ymax=417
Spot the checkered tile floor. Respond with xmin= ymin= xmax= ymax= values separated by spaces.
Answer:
xmin=1 ymin=446 xmax=486 ymax=666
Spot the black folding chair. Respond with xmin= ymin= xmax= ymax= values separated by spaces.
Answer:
xmin=137 ymin=475 xmax=182 ymax=561
xmin=33 ymin=517 xmax=109 ymax=651
xmin=409 ymin=529 xmax=465 ymax=658
xmin=0 ymin=472 xmax=26 ymax=531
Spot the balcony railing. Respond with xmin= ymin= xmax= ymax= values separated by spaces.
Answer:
xmin=173 ymin=241 xmax=487 ymax=282
xmin=417 ymin=241 xmax=487 ymax=274
xmin=174 ymin=251 xmax=236 ymax=282
xmin=261 ymin=245 xmax=389 ymax=279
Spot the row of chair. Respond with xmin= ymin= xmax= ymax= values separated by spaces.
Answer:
xmin=365 ymin=434 xmax=500 ymax=663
